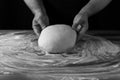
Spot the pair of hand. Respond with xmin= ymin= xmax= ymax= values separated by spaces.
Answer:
xmin=32 ymin=12 xmax=88 ymax=39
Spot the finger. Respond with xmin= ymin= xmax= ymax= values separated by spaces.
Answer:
xmin=37 ymin=20 xmax=47 ymax=29
xmin=32 ymin=21 xmax=42 ymax=36
xmin=72 ymin=23 xmax=83 ymax=33
xmin=79 ymin=23 xmax=88 ymax=34
xmin=33 ymin=25 xmax=41 ymax=37
xmin=72 ymin=23 xmax=79 ymax=31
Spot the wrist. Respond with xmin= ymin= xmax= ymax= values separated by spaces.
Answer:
xmin=78 ymin=11 xmax=89 ymax=18
xmin=34 ymin=10 xmax=42 ymax=15
xmin=34 ymin=10 xmax=48 ymax=18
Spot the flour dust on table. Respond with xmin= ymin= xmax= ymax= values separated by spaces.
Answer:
xmin=0 ymin=30 xmax=120 ymax=74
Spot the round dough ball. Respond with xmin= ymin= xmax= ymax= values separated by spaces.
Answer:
xmin=38 ymin=24 xmax=77 ymax=53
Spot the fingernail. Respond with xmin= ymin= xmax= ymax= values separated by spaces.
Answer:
xmin=75 ymin=25 xmax=81 ymax=32
xmin=77 ymin=25 xmax=81 ymax=30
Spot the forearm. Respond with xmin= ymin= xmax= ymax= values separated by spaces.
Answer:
xmin=24 ymin=0 xmax=46 ymax=15
xmin=79 ymin=0 xmax=112 ymax=16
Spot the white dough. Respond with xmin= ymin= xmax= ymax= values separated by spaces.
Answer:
xmin=38 ymin=24 xmax=77 ymax=53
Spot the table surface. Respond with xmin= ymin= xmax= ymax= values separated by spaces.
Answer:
xmin=0 ymin=30 xmax=120 ymax=80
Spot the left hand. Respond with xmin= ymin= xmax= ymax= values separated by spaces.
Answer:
xmin=32 ymin=13 xmax=49 ymax=37
xmin=72 ymin=13 xmax=88 ymax=35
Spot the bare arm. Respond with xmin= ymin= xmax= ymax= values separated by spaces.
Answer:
xmin=23 ymin=0 xmax=46 ymax=15
xmin=72 ymin=0 xmax=112 ymax=36
xmin=24 ymin=0 xmax=49 ymax=36
xmin=79 ymin=0 xmax=112 ymax=16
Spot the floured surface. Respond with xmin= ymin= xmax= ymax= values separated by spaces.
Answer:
xmin=0 ymin=30 xmax=120 ymax=74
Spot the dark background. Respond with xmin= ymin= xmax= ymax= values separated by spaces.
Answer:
xmin=0 ymin=0 xmax=119 ymax=30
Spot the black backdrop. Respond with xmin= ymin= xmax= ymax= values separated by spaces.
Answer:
xmin=0 ymin=0 xmax=119 ymax=30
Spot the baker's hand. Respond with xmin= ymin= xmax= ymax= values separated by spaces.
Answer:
xmin=72 ymin=13 xmax=88 ymax=35
xmin=32 ymin=13 xmax=49 ymax=36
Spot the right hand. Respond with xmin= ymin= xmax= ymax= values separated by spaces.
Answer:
xmin=32 ymin=13 xmax=49 ymax=36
